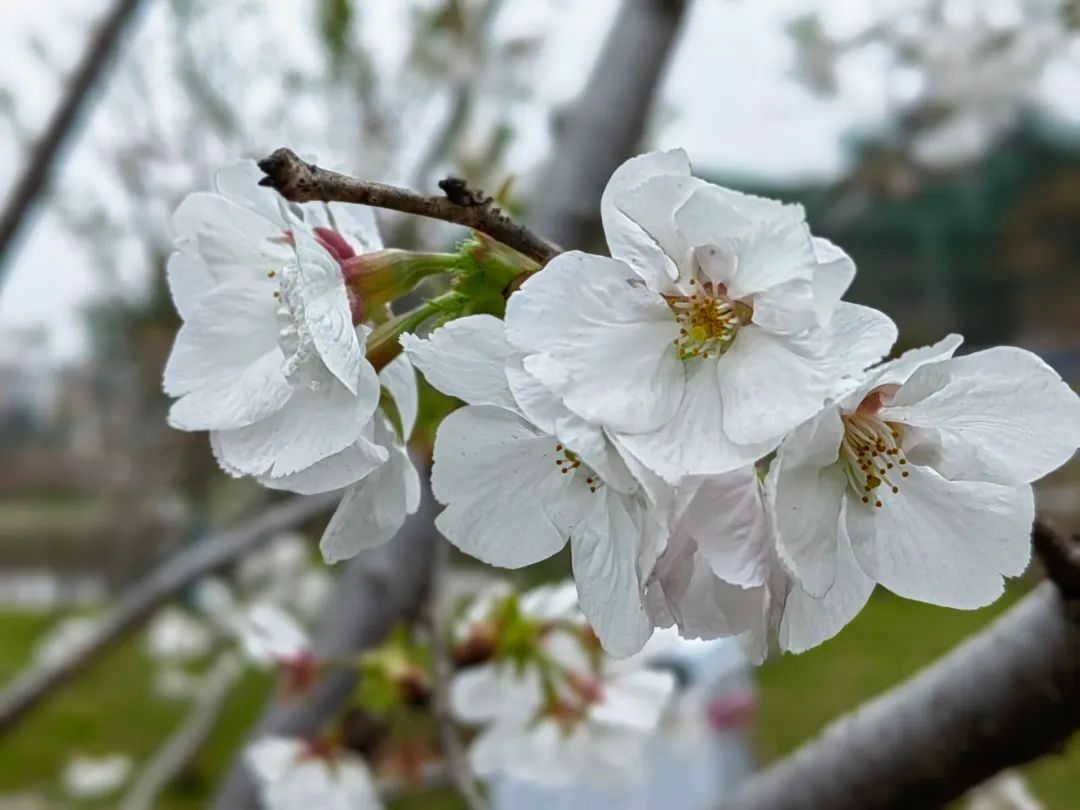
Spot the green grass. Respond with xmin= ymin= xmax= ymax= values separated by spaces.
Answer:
xmin=0 ymin=611 xmax=274 ymax=809
xmin=1 ymin=585 xmax=1077 ymax=807
xmin=755 ymin=584 xmax=1080 ymax=808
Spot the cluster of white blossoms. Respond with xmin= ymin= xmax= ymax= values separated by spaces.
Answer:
xmin=449 ymin=581 xmax=676 ymax=787
xmin=166 ymin=162 xmax=422 ymax=564
xmin=166 ymin=149 xmax=1080 ymax=664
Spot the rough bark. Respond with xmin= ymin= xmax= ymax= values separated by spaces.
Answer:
xmin=257 ymin=148 xmax=560 ymax=264
xmin=723 ymin=582 xmax=1080 ymax=810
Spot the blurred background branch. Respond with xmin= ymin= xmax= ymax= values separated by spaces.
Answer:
xmin=0 ymin=492 xmax=338 ymax=736
xmin=725 ymin=575 xmax=1080 ymax=810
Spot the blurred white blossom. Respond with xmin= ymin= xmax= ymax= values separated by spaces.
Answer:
xmin=451 ymin=583 xmax=676 ymax=787
xmin=247 ymin=736 xmax=383 ymax=810
xmin=62 ymin=753 xmax=133 ymax=799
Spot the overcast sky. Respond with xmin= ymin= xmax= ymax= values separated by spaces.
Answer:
xmin=0 ymin=0 xmax=1072 ymax=363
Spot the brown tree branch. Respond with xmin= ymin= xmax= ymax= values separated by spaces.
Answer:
xmin=256 ymin=148 xmax=560 ymax=265
xmin=0 ymin=492 xmax=339 ymax=736
xmin=528 ymin=0 xmax=687 ymax=250
xmin=211 ymin=478 xmax=440 ymax=809
xmin=0 ymin=0 xmax=147 ymax=280
xmin=1033 ymin=517 xmax=1080 ymax=598
xmin=426 ymin=542 xmax=488 ymax=810
xmin=723 ymin=526 xmax=1080 ymax=810
xmin=120 ymin=652 xmax=243 ymax=810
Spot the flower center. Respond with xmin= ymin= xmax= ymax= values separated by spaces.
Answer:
xmin=839 ymin=412 xmax=910 ymax=508
xmin=666 ymin=279 xmax=752 ymax=360
xmin=552 ymin=443 xmax=601 ymax=494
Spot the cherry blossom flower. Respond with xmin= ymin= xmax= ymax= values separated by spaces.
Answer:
xmin=235 ymin=602 xmax=319 ymax=695
xmin=63 ymin=754 xmax=133 ymax=799
xmin=235 ymin=602 xmax=311 ymax=664
xmin=403 ymin=315 xmax=668 ymax=656
xmin=165 ymin=161 xmax=384 ymax=479
xmin=232 ymin=534 xmax=332 ymax=619
xmin=259 ymin=354 xmax=422 ymax=565
xmin=246 ymin=736 xmax=383 ymax=810
xmin=504 ymin=149 xmax=897 ymax=482
xmin=647 ymin=465 xmax=877 ymax=659
xmin=450 ymin=583 xmax=676 ymax=788
xmin=768 ymin=336 xmax=1080 ymax=612
xmin=145 ymin=607 xmax=214 ymax=663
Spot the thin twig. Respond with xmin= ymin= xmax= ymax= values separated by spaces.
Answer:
xmin=426 ymin=545 xmax=488 ymax=810
xmin=121 ymin=652 xmax=243 ymax=810
xmin=257 ymin=148 xmax=560 ymax=265
xmin=0 ymin=492 xmax=339 ymax=736
xmin=0 ymin=0 xmax=147 ymax=280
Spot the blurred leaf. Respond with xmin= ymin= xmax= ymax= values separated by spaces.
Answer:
xmin=319 ymin=0 xmax=355 ymax=71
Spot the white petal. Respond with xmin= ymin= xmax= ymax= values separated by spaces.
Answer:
xmin=619 ymin=359 xmax=773 ymax=482
xmin=591 ymin=669 xmax=675 ymax=731
xmin=319 ymin=433 xmax=419 ymax=563
xmin=766 ymin=406 xmax=847 ymax=597
xmin=676 ymin=468 xmax=771 ymax=587
xmin=817 ymin=302 xmax=898 ymax=377
xmin=292 ymin=231 xmax=365 ymax=394
xmin=779 ymin=502 xmax=874 ymax=653
xmin=379 ymin=354 xmax=418 ymax=440
xmin=519 ymin=581 xmax=581 ymax=623
xmin=166 ymin=252 xmax=213 ymax=321
xmin=162 ymin=280 xmax=281 ymax=396
xmin=168 ymin=348 xmax=292 ymax=432
xmin=259 ymin=434 xmax=388 ymax=495
xmin=450 ymin=663 xmax=542 ymax=724
xmin=432 ymin=405 xmax=569 ymax=568
xmin=749 ymin=278 xmax=818 ymax=335
xmin=237 ymin=602 xmax=309 ymax=663
xmin=507 ymin=251 xmax=684 ymax=434
xmin=717 ymin=327 xmax=834 ymax=446
xmin=213 ymin=161 xmax=283 ymax=222
xmin=570 ymin=489 xmax=653 ymax=657
xmin=401 ymin=315 xmax=517 ymax=410
xmin=717 ymin=304 xmax=893 ymax=447
xmin=246 ymin=737 xmax=304 ymax=784
xmin=172 ymin=192 xmax=290 ymax=280
xmin=721 ymin=216 xmax=817 ymax=300
xmin=864 ymin=333 xmax=964 ymax=390
xmin=881 ymin=346 xmax=1080 ymax=485
xmin=674 ymin=181 xmax=805 ymax=247
xmin=601 ymin=149 xmax=691 ymax=287
xmin=810 ymin=237 xmax=855 ymax=323
xmin=214 ymin=377 xmax=377 ymax=476
xmin=847 ymin=464 xmax=1034 ymax=609
xmin=324 ymin=201 xmax=383 ymax=253
xmin=506 ymin=360 xmax=638 ymax=493
xmin=651 ymin=539 xmax=766 ymax=642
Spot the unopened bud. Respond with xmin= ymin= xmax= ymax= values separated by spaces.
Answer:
xmin=340 ymin=250 xmax=458 ymax=321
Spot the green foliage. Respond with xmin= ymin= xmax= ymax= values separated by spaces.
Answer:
xmin=0 ymin=611 xmax=273 ymax=809
xmin=447 ymin=234 xmax=537 ymax=319
xmin=318 ymin=0 xmax=355 ymax=71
